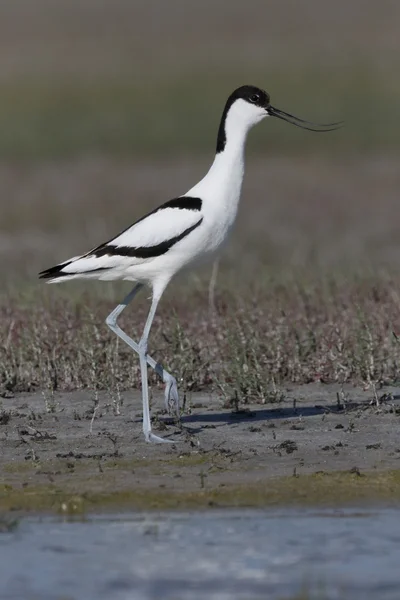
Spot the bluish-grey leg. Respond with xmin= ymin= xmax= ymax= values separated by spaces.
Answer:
xmin=137 ymin=292 xmax=171 ymax=443
xmin=105 ymin=283 xmax=179 ymax=442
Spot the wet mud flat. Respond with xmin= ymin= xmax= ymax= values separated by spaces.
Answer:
xmin=1 ymin=383 xmax=400 ymax=513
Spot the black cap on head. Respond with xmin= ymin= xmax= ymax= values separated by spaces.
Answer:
xmin=228 ymin=85 xmax=271 ymax=109
xmin=216 ymin=85 xmax=271 ymax=153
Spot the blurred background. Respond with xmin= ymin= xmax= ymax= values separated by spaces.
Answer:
xmin=0 ymin=0 xmax=399 ymax=284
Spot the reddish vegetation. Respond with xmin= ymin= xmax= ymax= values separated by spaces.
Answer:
xmin=2 ymin=272 xmax=400 ymax=401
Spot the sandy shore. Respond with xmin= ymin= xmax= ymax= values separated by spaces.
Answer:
xmin=1 ymin=383 xmax=400 ymax=512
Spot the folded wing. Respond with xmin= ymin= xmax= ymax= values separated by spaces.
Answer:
xmin=39 ymin=196 xmax=203 ymax=281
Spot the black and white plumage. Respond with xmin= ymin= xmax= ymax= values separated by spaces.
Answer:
xmin=40 ymin=196 xmax=204 ymax=281
xmin=40 ymin=85 xmax=341 ymax=443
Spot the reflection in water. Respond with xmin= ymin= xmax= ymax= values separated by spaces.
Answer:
xmin=0 ymin=509 xmax=400 ymax=600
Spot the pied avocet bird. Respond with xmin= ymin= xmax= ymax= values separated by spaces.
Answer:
xmin=39 ymin=85 xmax=341 ymax=443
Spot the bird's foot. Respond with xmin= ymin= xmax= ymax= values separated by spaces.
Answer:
xmin=164 ymin=374 xmax=180 ymax=416
xmin=145 ymin=431 xmax=174 ymax=444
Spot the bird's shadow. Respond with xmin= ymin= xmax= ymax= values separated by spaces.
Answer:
xmin=153 ymin=393 xmax=400 ymax=438
xmin=180 ymin=395 xmax=400 ymax=428
xmin=181 ymin=404 xmax=331 ymax=425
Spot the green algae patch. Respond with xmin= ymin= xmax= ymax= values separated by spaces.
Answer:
xmin=1 ymin=469 xmax=400 ymax=514
xmin=213 ymin=470 xmax=400 ymax=508
xmin=2 ymin=463 xmax=37 ymax=474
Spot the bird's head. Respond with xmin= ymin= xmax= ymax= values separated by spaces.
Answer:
xmin=225 ymin=85 xmax=343 ymax=132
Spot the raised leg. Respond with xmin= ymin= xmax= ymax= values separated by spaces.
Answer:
xmin=105 ymin=283 xmax=179 ymax=442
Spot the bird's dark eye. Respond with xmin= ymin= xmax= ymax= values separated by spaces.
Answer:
xmin=250 ymin=94 xmax=260 ymax=104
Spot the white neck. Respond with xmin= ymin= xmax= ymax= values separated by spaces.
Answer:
xmin=187 ymin=96 xmax=267 ymax=213
xmin=189 ymin=107 xmax=251 ymax=205
xmin=207 ymin=123 xmax=246 ymax=188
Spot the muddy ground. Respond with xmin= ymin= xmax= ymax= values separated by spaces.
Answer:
xmin=1 ymin=383 xmax=400 ymax=512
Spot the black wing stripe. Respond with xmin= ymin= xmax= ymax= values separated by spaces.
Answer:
xmin=39 ymin=265 xmax=110 ymax=280
xmin=39 ymin=196 xmax=203 ymax=279
xmin=39 ymin=261 xmax=73 ymax=279
xmin=157 ymin=196 xmax=202 ymax=212
xmin=88 ymin=195 xmax=202 ymax=256
xmin=93 ymin=217 xmax=203 ymax=260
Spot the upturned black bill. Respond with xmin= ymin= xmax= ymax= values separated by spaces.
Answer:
xmin=268 ymin=106 xmax=343 ymax=132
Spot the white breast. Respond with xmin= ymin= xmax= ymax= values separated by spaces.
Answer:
xmin=186 ymin=144 xmax=245 ymax=256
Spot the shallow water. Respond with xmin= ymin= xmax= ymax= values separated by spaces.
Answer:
xmin=1 ymin=508 xmax=400 ymax=600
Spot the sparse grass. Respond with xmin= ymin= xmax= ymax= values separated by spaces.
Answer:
xmin=1 ymin=271 xmax=400 ymax=400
